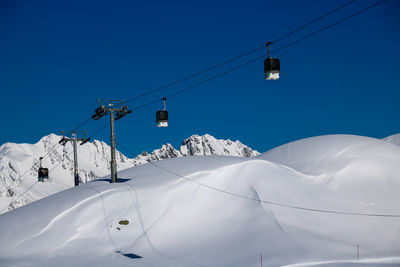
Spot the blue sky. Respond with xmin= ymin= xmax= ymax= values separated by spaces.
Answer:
xmin=0 ymin=0 xmax=399 ymax=156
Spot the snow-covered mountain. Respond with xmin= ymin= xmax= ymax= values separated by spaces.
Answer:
xmin=136 ymin=134 xmax=259 ymax=162
xmin=0 ymin=134 xmax=399 ymax=267
xmin=0 ymin=134 xmax=258 ymax=213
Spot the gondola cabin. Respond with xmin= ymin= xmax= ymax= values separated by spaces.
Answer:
xmin=38 ymin=157 xmax=49 ymax=182
xmin=264 ymin=57 xmax=280 ymax=80
xmin=156 ymin=98 xmax=168 ymax=127
xmin=156 ymin=110 xmax=168 ymax=127
xmin=38 ymin=167 xmax=49 ymax=182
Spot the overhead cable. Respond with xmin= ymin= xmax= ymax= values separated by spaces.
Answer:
xmin=125 ymin=0 xmax=356 ymax=104
xmin=271 ymin=0 xmax=355 ymax=43
xmin=273 ymin=0 xmax=388 ymax=53
xmin=132 ymin=54 xmax=266 ymax=111
xmin=130 ymin=0 xmax=388 ymax=110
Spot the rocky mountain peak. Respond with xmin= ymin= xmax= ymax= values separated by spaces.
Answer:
xmin=180 ymin=134 xmax=259 ymax=157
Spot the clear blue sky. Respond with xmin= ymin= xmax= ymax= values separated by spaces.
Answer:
xmin=1 ymin=0 xmax=399 ymax=156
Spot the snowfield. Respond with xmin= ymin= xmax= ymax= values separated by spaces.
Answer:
xmin=0 ymin=134 xmax=399 ymax=266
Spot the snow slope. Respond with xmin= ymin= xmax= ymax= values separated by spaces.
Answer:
xmin=0 ymin=134 xmax=399 ymax=266
xmin=0 ymin=134 xmax=258 ymax=213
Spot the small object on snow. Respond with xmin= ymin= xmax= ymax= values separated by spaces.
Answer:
xmin=122 ymin=253 xmax=142 ymax=259
xmin=264 ymin=41 xmax=280 ymax=80
xmin=119 ymin=220 xmax=129 ymax=225
xmin=116 ymin=227 xmax=121 ymax=231
xmin=116 ymin=251 xmax=142 ymax=259
xmin=156 ymin=98 xmax=168 ymax=127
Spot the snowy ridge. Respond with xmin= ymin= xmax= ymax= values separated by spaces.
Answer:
xmin=179 ymin=134 xmax=259 ymax=157
xmin=382 ymin=133 xmax=400 ymax=146
xmin=0 ymin=134 xmax=258 ymax=213
xmin=136 ymin=134 xmax=259 ymax=162
xmin=0 ymin=134 xmax=399 ymax=266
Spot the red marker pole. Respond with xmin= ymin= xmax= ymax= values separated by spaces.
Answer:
xmin=260 ymin=252 xmax=263 ymax=267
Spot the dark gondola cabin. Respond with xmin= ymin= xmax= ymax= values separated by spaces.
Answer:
xmin=264 ymin=57 xmax=280 ymax=80
xmin=264 ymin=41 xmax=280 ymax=80
xmin=156 ymin=110 xmax=168 ymax=127
xmin=38 ymin=157 xmax=49 ymax=182
xmin=156 ymin=98 xmax=168 ymax=127
xmin=38 ymin=168 xmax=49 ymax=182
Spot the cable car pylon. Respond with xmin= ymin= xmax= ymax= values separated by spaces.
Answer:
xmin=92 ymin=100 xmax=132 ymax=183
xmin=59 ymin=130 xmax=90 ymax=186
xmin=264 ymin=41 xmax=280 ymax=80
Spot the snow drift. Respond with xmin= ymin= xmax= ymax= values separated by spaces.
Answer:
xmin=0 ymin=134 xmax=399 ymax=266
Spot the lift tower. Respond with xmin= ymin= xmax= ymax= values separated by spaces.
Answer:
xmin=92 ymin=100 xmax=131 ymax=183
xmin=59 ymin=130 xmax=90 ymax=186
